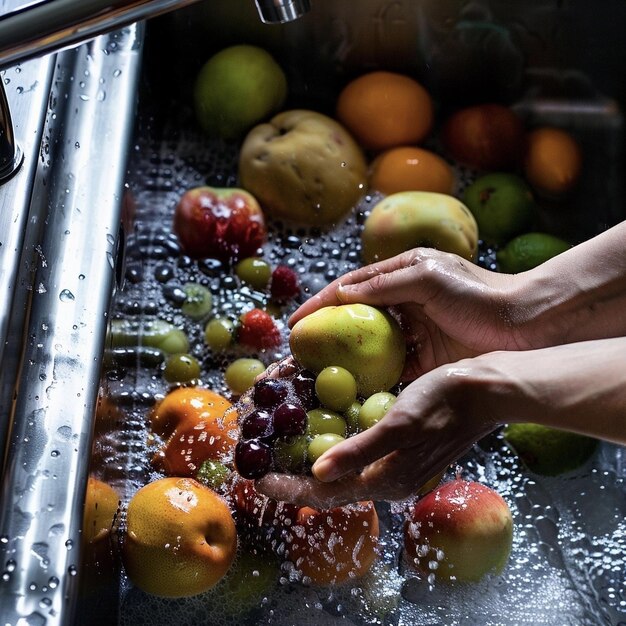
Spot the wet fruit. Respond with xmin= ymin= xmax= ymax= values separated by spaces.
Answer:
xmin=290 ymin=304 xmax=406 ymax=397
xmin=463 ymin=173 xmax=536 ymax=245
xmin=270 ymin=265 xmax=300 ymax=302
xmin=224 ymin=358 xmax=266 ymax=395
xmin=239 ymin=109 xmax=367 ymax=225
xmin=496 ymin=232 xmax=570 ymax=273
xmin=163 ymin=353 xmax=201 ymax=383
xmin=150 ymin=387 xmax=237 ymax=476
xmin=315 ymin=366 xmax=358 ymax=413
xmin=238 ymin=308 xmax=281 ymax=350
xmin=361 ymin=191 xmax=479 ymax=264
xmin=369 ymin=146 xmax=455 ymax=196
xmin=523 ymin=127 xmax=582 ymax=197
xmin=123 ymin=477 xmax=237 ymax=597
xmin=358 ymin=391 xmax=396 ymax=430
xmin=307 ymin=433 xmax=345 ymax=463
xmin=404 ymin=479 xmax=513 ymax=583
xmin=173 ymin=186 xmax=266 ymax=262
xmin=286 ymin=501 xmax=379 ymax=585
xmin=336 ymin=71 xmax=434 ymax=151
xmin=503 ymin=423 xmax=597 ymax=475
xmin=193 ymin=44 xmax=287 ymax=140
xmin=442 ymin=103 xmax=524 ymax=171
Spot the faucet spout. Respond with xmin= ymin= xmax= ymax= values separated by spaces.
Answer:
xmin=0 ymin=82 xmax=23 ymax=184
xmin=255 ymin=0 xmax=311 ymax=23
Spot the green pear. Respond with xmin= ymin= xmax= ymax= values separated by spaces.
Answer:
xmin=289 ymin=304 xmax=406 ymax=397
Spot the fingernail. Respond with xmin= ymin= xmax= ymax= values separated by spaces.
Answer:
xmin=312 ymin=459 xmax=342 ymax=482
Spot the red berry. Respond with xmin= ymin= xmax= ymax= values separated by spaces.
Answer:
xmin=270 ymin=265 xmax=300 ymax=301
xmin=238 ymin=308 xmax=281 ymax=349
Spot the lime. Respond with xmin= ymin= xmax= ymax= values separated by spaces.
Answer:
xmin=503 ymin=423 xmax=597 ymax=476
xmin=463 ymin=173 xmax=536 ymax=244
xmin=193 ymin=45 xmax=287 ymax=140
xmin=497 ymin=232 xmax=570 ymax=273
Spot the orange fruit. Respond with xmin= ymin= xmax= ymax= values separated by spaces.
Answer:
xmin=523 ymin=127 xmax=582 ymax=196
xmin=336 ymin=71 xmax=434 ymax=151
xmin=150 ymin=387 xmax=238 ymax=476
xmin=83 ymin=477 xmax=119 ymax=545
xmin=286 ymin=501 xmax=379 ymax=585
xmin=123 ymin=477 xmax=237 ymax=597
xmin=369 ymin=146 xmax=455 ymax=195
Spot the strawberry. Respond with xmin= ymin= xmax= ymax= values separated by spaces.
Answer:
xmin=270 ymin=265 xmax=300 ymax=301
xmin=238 ymin=308 xmax=281 ymax=349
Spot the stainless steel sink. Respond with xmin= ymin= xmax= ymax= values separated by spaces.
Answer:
xmin=0 ymin=1 xmax=625 ymax=625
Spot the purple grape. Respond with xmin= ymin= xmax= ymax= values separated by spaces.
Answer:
xmin=234 ymin=439 xmax=273 ymax=479
xmin=240 ymin=409 xmax=274 ymax=440
xmin=253 ymin=378 xmax=290 ymax=410
xmin=273 ymin=402 xmax=307 ymax=437
xmin=292 ymin=371 xmax=319 ymax=410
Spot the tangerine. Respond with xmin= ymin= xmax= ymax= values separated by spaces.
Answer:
xmin=150 ymin=387 xmax=238 ymax=476
xmin=336 ymin=71 xmax=434 ymax=151
xmin=523 ymin=127 xmax=582 ymax=196
xmin=369 ymin=146 xmax=455 ymax=195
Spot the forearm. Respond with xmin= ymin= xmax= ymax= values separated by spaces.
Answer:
xmin=472 ymin=337 xmax=626 ymax=445
xmin=513 ymin=221 xmax=626 ymax=347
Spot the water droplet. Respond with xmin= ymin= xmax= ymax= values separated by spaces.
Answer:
xmin=59 ymin=289 xmax=75 ymax=302
xmin=37 ymin=284 xmax=47 ymax=294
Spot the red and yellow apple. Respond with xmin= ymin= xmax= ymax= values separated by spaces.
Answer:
xmin=173 ymin=186 xmax=266 ymax=262
xmin=285 ymin=501 xmax=379 ymax=586
xmin=404 ymin=479 xmax=513 ymax=582
xmin=122 ymin=477 xmax=237 ymax=597
xmin=150 ymin=387 xmax=238 ymax=477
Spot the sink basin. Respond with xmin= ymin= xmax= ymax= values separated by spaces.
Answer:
xmin=0 ymin=1 xmax=625 ymax=624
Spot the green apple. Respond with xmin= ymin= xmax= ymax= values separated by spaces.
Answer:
xmin=463 ymin=173 xmax=536 ymax=245
xmin=193 ymin=45 xmax=287 ymax=140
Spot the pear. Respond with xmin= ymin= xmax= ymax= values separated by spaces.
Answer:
xmin=289 ymin=304 xmax=405 ymax=397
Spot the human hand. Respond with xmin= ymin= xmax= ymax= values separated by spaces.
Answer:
xmin=289 ymin=248 xmax=532 ymax=380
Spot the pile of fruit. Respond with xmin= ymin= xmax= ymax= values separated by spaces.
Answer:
xmin=85 ymin=42 xmax=600 ymax=616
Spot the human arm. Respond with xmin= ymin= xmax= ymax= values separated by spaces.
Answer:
xmin=256 ymin=336 xmax=626 ymax=508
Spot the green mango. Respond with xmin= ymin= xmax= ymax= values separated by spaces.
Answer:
xmin=289 ymin=304 xmax=406 ymax=397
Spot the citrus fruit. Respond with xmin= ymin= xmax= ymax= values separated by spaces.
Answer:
xmin=523 ymin=127 xmax=582 ymax=196
xmin=497 ymin=232 xmax=570 ymax=273
xmin=369 ymin=146 xmax=455 ymax=195
xmin=503 ymin=423 xmax=597 ymax=475
xmin=336 ymin=71 xmax=434 ymax=150
xmin=193 ymin=45 xmax=287 ymax=140
xmin=123 ymin=477 xmax=237 ymax=598
xmin=463 ymin=172 xmax=536 ymax=245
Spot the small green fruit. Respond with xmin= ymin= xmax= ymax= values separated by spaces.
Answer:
xmin=290 ymin=304 xmax=406 ymax=397
xmin=503 ymin=423 xmax=597 ymax=475
xmin=463 ymin=173 xmax=536 ymax=244
xmin=358 ymin=392 xmax=396 ymax=430
xmin=194 ymin=45 xmax=287 ymax=140
xmin=497 ymin=232 xmax=570 ymax=273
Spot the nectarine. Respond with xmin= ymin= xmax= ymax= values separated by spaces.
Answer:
xmin=404 ymin=479 xmax=513 ymax=583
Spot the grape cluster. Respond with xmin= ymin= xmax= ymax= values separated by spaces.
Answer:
xmin=234 ymin=365 xmax=398 ymax=480
xmin=234 ymin=374 xmax=315 ymax=479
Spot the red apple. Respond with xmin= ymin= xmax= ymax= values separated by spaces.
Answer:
xmin=442 ymin=104 xmax=524 ymax=171
xmin=173 ymin=186 xmax=267 ymax=262
xmin=404 ymin=479 xmax=513 ymax=583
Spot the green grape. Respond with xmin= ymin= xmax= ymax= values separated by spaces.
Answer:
xmin=235 ymin=257 xmax=272 ymax=290
xmin=196 ymin=459 xmax=231 ymax=490
xmin=344 ymin=401 xmax=362 ymax=436
xmin=359 ymin=391 xmax=396 ymax=431
xmin=156 ymin=328 xmax=190 ymax=354
xmin=181 ymin=283 xmax=213 ymax=320
xmin=306 ymin=408 xmax=347 ymax=438
xmin=163 ymin=353 xmax=201 ymax=383
xmin=307 ymin=433 xmax=345 ymax=464
xmin=224 ymin=358 xmax=265 ymax=395
xmin=315 ymin=366 xmax=357 ymax=412
xmin=204 ymin=317 xmax=235 ymax=351
xmin=274 ymin=435 xmax=309 ymax=473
